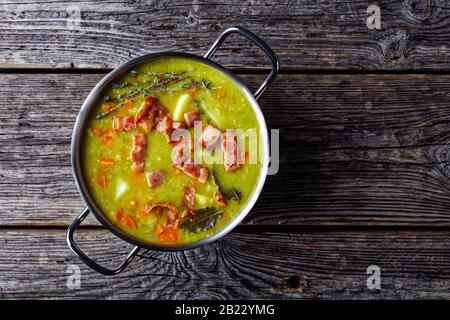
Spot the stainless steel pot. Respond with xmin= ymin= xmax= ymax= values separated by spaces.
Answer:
xmin=67 ymin=26 xmax=279 ymax=275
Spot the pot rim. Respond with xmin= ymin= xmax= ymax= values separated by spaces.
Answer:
xmin=71 ymin=51 xmax=269 ymax=251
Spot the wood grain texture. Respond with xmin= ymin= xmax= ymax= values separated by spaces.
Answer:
xmin=2 ymin=73 xmax=450 ymax=226
xmin=1 ymin=228 xmax=450 ymax=299
xmin=0 ymin=0 xmax=449 ymax=70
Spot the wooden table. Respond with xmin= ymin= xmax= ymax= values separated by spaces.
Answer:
xmin=1 ymin=0 xmax=450 ymax=299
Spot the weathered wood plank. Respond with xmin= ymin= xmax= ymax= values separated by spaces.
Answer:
xmin=0 ymin=0 xmax=449 ymax=70
xmin=1 ymin=228 xmax=450 ymax=299
xmin=2 ymin=73 xmax=450 ymax=226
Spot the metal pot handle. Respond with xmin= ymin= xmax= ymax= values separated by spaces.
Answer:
xmin=204 ymin=26 xmax=280 ymax=100
xmin=66 ymin=207 xmax=141 ymax=276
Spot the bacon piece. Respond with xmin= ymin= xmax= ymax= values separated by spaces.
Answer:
xmin=166 ymin=211 xmax=180 ymax=229
xmin=184 ymin=111 xmax=201 ymax=128
xmin=172 ymin=121 xmax=186 ymax=130
xmin=175 ymin=163 xmax=209 ymax=184
xmin=214 ymin=191 xmax=227 ymax=207
xmin=134 ymin=96 xmax=154 ymax=124
xmin=176 ymin=163 xmax=200 ymax=179
xmin=158 ymin=227 xmax=178 ymax=242
xmin=138 ymin=118 xmax=154 ymax=133
xmin=222 ymin=132 xmax=240 ymax=172
xmin=170 ymin=123 xmax=210 ymax=183
xmin=170 ymin=128 xmax=188 ymax=145
xmin=134 ymin=96 xmax=169 ymax=124
xmin=181 ymin=209 xmax=194 ymax=218
xmin=200 ymin=125 xmax=221 ymax=150
xmin=131 ymin=162 xmax=145 ymax=173
xmin=156 ymin=115 xmax=173 ymax=142
xmin=198 ymin=167 xmax=209 ymax=183
xmin=123 ymin=116 xmax=135 ymax=131
xmin=112 ymin=116 xmax=135 ymax=132
xmin=171 ymin=139 xmax=190 ymax=166
xmin=112 ymin=117 xmax=122 ymax=131
xmin=145 ymin=170 xmax=164 ymax=188
xmin=134 ymin=96 xmax=174 ymax=142
xmin=144 ymin=203 xmax=179 ymax=216
xmin=171 ymin=139 xmax=209 ymax=183
xmin=144 ymin=203 xmax=179 ymax=229
xmin=182 ymin=185 xmax=195 ymax=209
xmin=130 ymin=132 xmax=147 ymax=173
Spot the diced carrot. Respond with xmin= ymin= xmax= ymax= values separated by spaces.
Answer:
xmin=103 ymin=128 xmax=116 ymax=138
xmin=101 ymin=137 xmax=112 ymax=146
xmin=155 ymin=223 xmax=165 ymax=235
xmin=159 ymin=228 xmax=178 ymax=242
xmin=99 ymin=157 xmax=114 ymax=166
xmin=100 ymin=128 xmax=116 ymax=146
xmin=97 ymin=171 xmax=107 ymax=188
xmin=125 ymin=215 xmax=138 ymax=229
xmin=102 ymin=102 xmax=116 ymax=113
xmin=92 ymin=128 xmax=114 ymax=146
xmin=92 ymin=128 xmax=103 ymax=137
xmin=114 ymin=209 xmax=124 ymax=223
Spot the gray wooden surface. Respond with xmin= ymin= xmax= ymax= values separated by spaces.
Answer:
xmin=3 ymin=228 xmax=450 ymax=299
xmin=1 ymin=0 xmax=450 ymax=299
xmin=1 ymin=0 xmax=450 ymax=70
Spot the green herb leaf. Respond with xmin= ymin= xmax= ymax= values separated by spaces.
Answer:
xmin=118 ymin=81 xmax=129 ymax=89
xmin=193 ymin=99 xmax=203 ymax=114
xmin=130 ymin=69 xmax=138 ymax=76
xmin=223 ymin=187 xmax=242 ymax=203
xmin=181 ymin=207 xmax=222 ymax=233
xmin=103 ymin=95 xmax=112 ymax=102
xmin=212 ymin=168 xmax=242 ymax=203
xmin=201 ymin=79 xmax=211 ymax=89
xmin=96 ymin=113 xmax=106 ymax=119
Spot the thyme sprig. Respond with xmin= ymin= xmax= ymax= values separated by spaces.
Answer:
xmin=182 ymin=78 xmax=220 ymax=90
xmin=96 ymin=68 xmax=216 ymax=120
xmin=96 ymin=102 xmax=124 ymax=119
